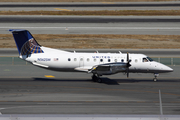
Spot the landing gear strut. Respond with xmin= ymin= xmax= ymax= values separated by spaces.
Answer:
xmin=153 ymin=73 xmax=159 ymax=82
xmin=92 ymin=74 xmax=102 ymax=83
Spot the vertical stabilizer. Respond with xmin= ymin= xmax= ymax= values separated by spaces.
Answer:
xmin=9 ymin=29 xmax=44 ymax=56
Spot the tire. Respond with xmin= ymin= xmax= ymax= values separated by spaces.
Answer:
xmin=92 ymin=75 xmax=97 ymax=82
xmin=97 ymin=78 xmax=102 ymax=83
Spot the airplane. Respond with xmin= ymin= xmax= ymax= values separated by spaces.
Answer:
xmin=9 ymin=29 xmax=173 ymax=83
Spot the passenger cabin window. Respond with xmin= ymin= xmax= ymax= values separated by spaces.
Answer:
xmin=100 ymin=59 xmax=103 ymax=62
xmin=80 ymin=58 xmax=83 ymax=61
xmin=121 ymin=59 xmax=124 ymax=62
xmin=108 ymin=59 xmax=111 ymax=62
xmin=94 ymin=59 xmax=96 ymax=62
xmin=68 ymin=58 xmax=71 ymax=61
xmin=87 ymin=58 xmax=90 ymax=62
xmin=74 ymin=58 xmax=77 ymax=61
xmin=114 ymin=59 xmax=117 ymax=62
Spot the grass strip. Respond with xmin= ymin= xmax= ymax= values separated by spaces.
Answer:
xmin=0 ymin=10 xmax=180 ymax=16
xmin=1 ymin=34 xmax=180 ymax=49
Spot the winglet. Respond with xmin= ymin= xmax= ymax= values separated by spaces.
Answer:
xmin=9 ymin=29 xmax=43 ymax=56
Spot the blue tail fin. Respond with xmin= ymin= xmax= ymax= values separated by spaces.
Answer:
xmin=9 ymin=29 xmax=44 ymax=55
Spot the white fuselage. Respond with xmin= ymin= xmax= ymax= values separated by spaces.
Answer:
xmin=21 ymin=46 xmax=173 ymax=75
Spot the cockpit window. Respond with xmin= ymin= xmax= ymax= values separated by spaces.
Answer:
xmin=147 ymin=57 xmax=153 ymax=62
xmin=143 ymin=57 xmax=154 ymax=62
xmin=143 ymin=58 xmax=148 ymax=62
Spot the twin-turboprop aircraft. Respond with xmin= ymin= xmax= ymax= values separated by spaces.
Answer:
xmin=9 ymin=29 xmax=173 ymax=83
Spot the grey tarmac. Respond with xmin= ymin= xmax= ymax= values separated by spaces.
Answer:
xmin=0 ymin=16 xmax=180 ymax=35
xmin=1 ymin=2 xmax=180 ymax=11
xmin=0 ymin=65 xmax=179 ymax=114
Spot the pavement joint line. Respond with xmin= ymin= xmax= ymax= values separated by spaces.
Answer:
xmin=68 ymin=101 xmax=78 ymax=102
xmin=102 ymin=101 xmax=111 ymax=102
xmin=120 ymin=101 xmax=129 ymax=103
xmin=15 ymin=101 xmax=26 ymax=102
xmin=137 ymin=101 xmax=146 ymax=103
xmin=0 ymin=101 xmax=180 ymax=103
xmin=163 ymin=92 xmax=180 ymax=96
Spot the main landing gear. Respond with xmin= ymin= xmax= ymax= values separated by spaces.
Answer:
xmin=92 ymin=74 xmax=102 ymax=83
xmin=153 ymin=73 xmax=159 ymax=82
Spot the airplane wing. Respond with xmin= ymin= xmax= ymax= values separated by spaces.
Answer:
xmin=89 ymin=62 xmax=128 ymax=75
xmin=74 ymin=66 xmax=92 ymax=72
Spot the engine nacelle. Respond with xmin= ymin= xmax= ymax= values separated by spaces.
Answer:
xmin=91 ymin=63 xmax=127 ymax=75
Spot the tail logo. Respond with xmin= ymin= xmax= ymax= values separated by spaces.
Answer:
xmin=20 ymin=38 xmax=44 ymax=55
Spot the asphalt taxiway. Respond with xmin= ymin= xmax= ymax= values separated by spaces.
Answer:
xmin=0 ymin=1 xmax=180 ymax=115
xmin=0 ymin=64 xmax=179 ymax=114
xmin=0 ymin=16 xmax=180 ymax=35
xmin=1 ymin=2 xmax=180 ymax=11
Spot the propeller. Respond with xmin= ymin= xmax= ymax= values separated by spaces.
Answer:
xmin=126 ymin=52 xmax=131 ymax=78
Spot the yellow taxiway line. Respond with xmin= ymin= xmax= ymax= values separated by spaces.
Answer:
xmin=54 ymin=8 xmax=71 ymax=11
xmin=45 ymin=75 xmax=55 ymax=78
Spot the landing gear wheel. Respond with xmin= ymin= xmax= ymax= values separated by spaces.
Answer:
xmin=97 ymin=78 xmax=102 ymax=83
xmin=92 ymin=74 xmax=102 ymax=83
xmin=92 ymin=74 xmax=98 ymax=82
xmin=153 ymin=73 xmax=159 ymax=82
xmin=153 ymin=78 xmax=157 ymax=82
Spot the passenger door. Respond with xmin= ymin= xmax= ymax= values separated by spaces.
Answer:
xmin=79 ymin=57 xmax=84 ymax=67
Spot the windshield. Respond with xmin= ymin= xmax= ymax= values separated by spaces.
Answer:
xmin=147 ymin=57 xmax=153 ymax=62
xmin=143 ymin=57 xmax=154 ymax=62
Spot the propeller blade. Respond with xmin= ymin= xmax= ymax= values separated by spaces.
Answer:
xmin=126 ymin=52 xmax=131 ymax=78
xmin=127 ymin=52 xmax=129 ymax=62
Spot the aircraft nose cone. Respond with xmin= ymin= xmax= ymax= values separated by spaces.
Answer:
xmin=162 ymin=65 xmax=173 ymax=72
xmin=166 ymin=66 xmax=173 ymax=72
xmin=155 ymin=61 xmax=173 ymax=73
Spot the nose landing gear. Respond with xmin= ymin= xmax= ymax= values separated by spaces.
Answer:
xmin=153 ymin=73 xmax=159 ymax=82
